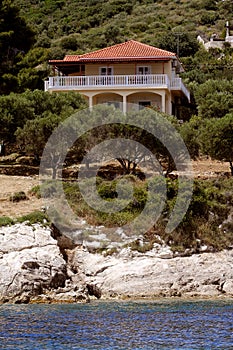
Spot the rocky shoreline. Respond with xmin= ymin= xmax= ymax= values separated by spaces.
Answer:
xmin=0 ymin=223 xmax=233 ymax=304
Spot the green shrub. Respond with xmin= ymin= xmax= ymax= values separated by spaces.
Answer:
xmin=10 ymin=191 xmax=28 ymax=202
xmin=0 ymin=216 xmax=15 ymax=227
xmin=17 ymin=210 xmax=49 ymax=225
xmin=29 ymin=185 xmax=41 ymax=198
xmin=30 ymin=176 xmax=233 ymax=252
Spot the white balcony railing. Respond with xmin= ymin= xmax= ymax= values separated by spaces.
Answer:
xmin=45 ymin=74 xmax=190 ymax=100
xmin=170 ymin=77 xmax=190 ymax=101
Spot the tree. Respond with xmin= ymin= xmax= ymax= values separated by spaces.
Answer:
xmin=63 ymin=105 xmax=184 ymax=178
xmin=194 ymin=80 xmax=233 ymax=119
xmin=0 ymin=0 xmax=35 ymax=94
xmin=180 ymin=116 xmax=201 ymax=160
xmin=199 ymin=114 xmax=233 ymax=175
xmin=15 ymin=113 xmax=62 ymax=162
xmin=0 ymin=90 xmax=86 ymax=144
xmin=155 ymin=31 xmax=200 ymax=58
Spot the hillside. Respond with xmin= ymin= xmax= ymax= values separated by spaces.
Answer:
xmin=15 ymin=0 xmax=233 ymax=55
xmin=1 ymin=0 xmax=232 ymax=96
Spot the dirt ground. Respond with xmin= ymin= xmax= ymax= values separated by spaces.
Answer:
xmin=0 ymin=159 xmax=230 ymax=219
xmin=192 ymin=158 xmax=230 ymax=177
xmin=0 ymin=174 xmax=43 ymax=218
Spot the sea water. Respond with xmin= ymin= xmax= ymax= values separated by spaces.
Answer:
xmin=0 ymin=300 xmax=232 ymax=349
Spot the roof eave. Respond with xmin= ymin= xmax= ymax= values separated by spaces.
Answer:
xmin=49 ymin=56 xmax=175 ymax=65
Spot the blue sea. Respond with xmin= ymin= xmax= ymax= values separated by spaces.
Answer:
xmin=0 ymin=300 xmax=232 ymax=349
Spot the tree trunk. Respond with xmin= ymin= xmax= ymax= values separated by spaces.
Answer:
xmin=52 ymin=166 xmax=57 ymax=180
xmin=229 ymin=161 xmax=233 ymax=176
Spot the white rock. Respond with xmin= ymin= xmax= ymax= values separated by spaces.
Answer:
xmin=0 ymin=223 xmax=67 ymax=303
xmin=67 ymin=248 xmax=233 ymax=299
xmin=222 ymin=279 xmax=233 ymax=295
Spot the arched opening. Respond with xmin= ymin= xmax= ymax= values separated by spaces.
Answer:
xmin=127 ymin=92 xmax=162 ymax=112
xmin=93 ymin=92 xmax=123 ymax=109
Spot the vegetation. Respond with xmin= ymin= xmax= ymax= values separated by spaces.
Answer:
xmin=0 ymin=89 xmax=86 ymax=146
xmin=0 ymin=0 xmax=35 ymax=94
xmin=56 ymin=176 xmax=232 ymax=253
xmin=199 ymin=114 xmax=233 ymax=175
xmin=0 ymin=0 xmax=232 ymax=95
xmin=17 ymin=210 xmax=49 ymax=225
xmin=0 ymin=0 xmax=232 ymax=252
xmin=0 ymin=216 xmax=15 ymax=227
xmin=0 ymin=210 xmax=49 ymax=226
xmin=9 ymin=191 xmax=28 ymax=202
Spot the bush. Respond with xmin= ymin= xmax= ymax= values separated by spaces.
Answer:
xmin=17 ymin=210 xmax=49 ymax=225
xmin=29 ymin=185 xmax=41 ymax=198
xmin=10 ymin=191 xmax=28 ymax=202
xmin=33 ymin=175 xmax=233 ymax=252
xmin=0 ymin=216 xmax=15 ymax=227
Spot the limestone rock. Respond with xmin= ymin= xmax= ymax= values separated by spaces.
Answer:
xmin=0 ymin=223 xmax=67 ymax=303
xmin=1 ymin=222 xmax=233 ymax=303
xmin=68 ymin=247 xmax=233 ymax=299
xmin=222 ymin=279 xmax=233 ymax=295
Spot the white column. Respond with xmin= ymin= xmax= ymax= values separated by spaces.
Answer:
xmin=167 ymin=94 xmax=172 ymax=115
xmin=123 ymin=95 xmax=127 ymax=114
xmin=161 ymin=93 xmax=166 ymax=113
xmin=89 ymin=95 xmax=93 ymax=111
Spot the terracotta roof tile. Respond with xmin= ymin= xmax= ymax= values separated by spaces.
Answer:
xmin=50 ymin=40 xmax=176 ymax=64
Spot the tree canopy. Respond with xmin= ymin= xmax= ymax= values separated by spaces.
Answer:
xmin=0 ymin=0 xmax=35 ymax=94
xmin=199 ymin=114 xmax=233 ymax=175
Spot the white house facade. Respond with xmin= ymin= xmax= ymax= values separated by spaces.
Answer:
xmin=45 ymin=40 xmax=190 ymax=115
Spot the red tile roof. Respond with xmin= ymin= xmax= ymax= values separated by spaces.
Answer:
xmin=49 ymin=40 xmax=176 ymax=64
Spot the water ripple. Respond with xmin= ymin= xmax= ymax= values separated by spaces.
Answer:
xmin=0 ymin=300 xmax=232 ymax=349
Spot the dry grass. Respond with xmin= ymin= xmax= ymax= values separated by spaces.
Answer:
xmin=0 ymin=174 xmax=43 ymax=218
xmin=0 ymin=158 xmax=230 ymax=219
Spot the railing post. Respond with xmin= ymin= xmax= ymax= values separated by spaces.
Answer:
xmin=44 ymin=80 xmax=49 ymax=91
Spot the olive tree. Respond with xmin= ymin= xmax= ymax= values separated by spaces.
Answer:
xmin=199 ymin=114 xmax=233 ymax=175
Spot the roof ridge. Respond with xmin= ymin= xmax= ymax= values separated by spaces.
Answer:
xmin=131 ymin=40 xmax=175 ymax=55
xmin=51 ymin=40 xmax=176 ymax=63
xmin=79 ymin=40 xmax=137 ymax=58
xmin=63 ymin=42 xmax=133 ymax=60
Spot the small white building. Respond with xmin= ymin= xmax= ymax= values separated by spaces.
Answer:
xmin=198 ymin=21 xmax=233 ymax=50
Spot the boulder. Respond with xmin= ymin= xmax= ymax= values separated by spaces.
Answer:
xmin=0 ymin=223 xmax=88 ymax=303
xmin=222 ymin=279 xmax=233 ymax=295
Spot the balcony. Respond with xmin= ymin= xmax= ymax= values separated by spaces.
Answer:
xmin=45 ymin=74 xmax=190 ymax=101
xmin=170 ymin=77 xmax=190 ymax=101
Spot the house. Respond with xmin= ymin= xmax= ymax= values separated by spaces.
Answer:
xmin=197 ymin=21 xmax=233 ymax=51
xmin=45 ymin=40 xmax=190 ymax=115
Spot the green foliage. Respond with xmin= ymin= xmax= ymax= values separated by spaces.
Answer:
xmin=10 ymin=191 xmax=28 ymax=202
xmin=11 ymin=0 xmax=233 ymax=57
xmin=62 ymin=175 xmax=148 ymax=227
xmin=155 ymin=31 xmax=200 ymax=57
xmin=29 ymin=185 xmax=41 ymax=198
xmin=0 ymin=89 xmax=86 ymax=143
xmin=55 ymin=176 xmax=233 ymax=252
xmin=194 ymin=80 xmax=233 ymax=119
xmin=179 ymin=116 xmax=201 ymax=159
xmin=199 ymin=114 xmax=233 ymax=174
xmin=17 ymin=210 xmax=49 ymax=225
xmin=0 ymin=216 xmax=15 ymax=226
xmin=60 ymin=35 xmax=78 ymax=51
xmin=0 ymin=0 xmax=35 ymax=94
xmin=0 ymin=0 xmax=232 ymax=94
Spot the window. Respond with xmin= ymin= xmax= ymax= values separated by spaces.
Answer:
xmin=137 ymin=66 xmax=151 ymax=75
xmin=100 ymin=67 xmax=113 ymax=75
xmin=76 ymin=65 xmax=85 ymax=74
xmin=139 ymin=101 xmax=151 ymax=110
